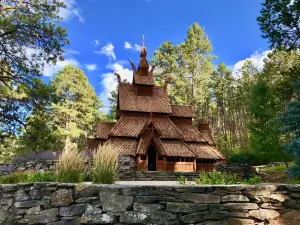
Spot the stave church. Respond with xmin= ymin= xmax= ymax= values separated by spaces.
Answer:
xmin=93 ymin=39 xmax=226 ymax=172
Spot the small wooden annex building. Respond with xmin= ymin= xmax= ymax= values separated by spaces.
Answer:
xmin=95 ymin=43 xmax=226 ymax=172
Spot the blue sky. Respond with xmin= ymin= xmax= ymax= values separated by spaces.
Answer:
xmin=43 ymin=0 xmax=270 ymax=112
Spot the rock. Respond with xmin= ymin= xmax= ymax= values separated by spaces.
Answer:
xmin=209 ymin=204 xmax=223 ymax=211
xmin=178 ymin=193 xmax=220 ymax=203
xmin=261 ymin=203 xmax=284 ymax=210
xmin=80 ymin=213 xmax=117 ymax=224
xmin=0 ymin=198 xmax=13 ymax=206
xmin=75 ymin=197 xmax=99 ymax=203
xmin=133 ymin=203 xmax=164 ymax=212
xmin=167 ymin=202 xmax=207 ymax=213
xmin=134 ymin=196 xmax=161 ymax=203
xmin=290 ymin=193 xmax=300 ymax=198
xmin=59 ymin=204 xmax=86 ymax=217
xmin=285 ymin=185 xmax=300 ymax=192
xmin=120 ymin=211 xmax=179 ymax=225
xmin=85 ymin=203 xmax=103 ymax=214
xmin=0 ymin=209 xmax=8 ymax=222
xmin=29 ymin=189 xmax=42 ymax=200
xmin=224 ymin=218 xmax=258 ymax=225
xmin=221 ymin=195 xmax=249 ymax=203
xmin=249 ymin=209 xmax=280 ymax=221
xmin=14 ymin=200 xmax=41 ymax=208
xmin=2 ymin=185 xmax=17 ymax=193
xmin=15 ymin=189 xmax=30 ymax=201
xmin=52 ymin=189 xmax=73 ymax=206
xmin=20 ymin=208 xmax=59 ymax=224
xmin=47 ymin=221 xmax=79 ymax=225
xmin=270 ymin=210 xmax=300 ymax=224
xmin=229 ymin=212 xmax=249 ymax=218
xmin=26 ymin=206 xmax=41 ymax=215
xmin=75 ymin=185 xmax=100 ymax=198
xmin=223 ymin=203 xmax=259 ymax=211
xmin=179 ymin=211 xmax=230 ymax=224
xmin=100 ymin=193 xmax=133 ymax=212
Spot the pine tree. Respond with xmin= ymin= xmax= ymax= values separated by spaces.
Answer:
xmin=50 ymin=66 xmax=104 ymax=148
xmin=279 ymin=78 xmax=300 ymax=178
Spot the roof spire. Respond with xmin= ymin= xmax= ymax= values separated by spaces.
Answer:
xmin=140 ymin=33 xmax=147 ymax=58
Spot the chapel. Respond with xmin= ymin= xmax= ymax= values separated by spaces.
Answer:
xmin=94 ymin=40 xmax=226 ymax=172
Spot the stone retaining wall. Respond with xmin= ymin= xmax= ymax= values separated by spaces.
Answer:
xmin=0 ymin=183 xmax=300 ymax=224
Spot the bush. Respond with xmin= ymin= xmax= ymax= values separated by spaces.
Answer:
xmin=25 ymin=171 xmax=56 ymax=182
xmin=91 ymin=143 xmax=118 ymax=184
xmin=228 ymin=152 xmax=263 ymax=166
xmin=194 ymin=171 xmax=242 ymax=185
xmin=55 ymin=144 xmax=85 ymax=183
xmin=246 ymin=175 xmax=263 ymax=185
xmin=0 ymin=172 xmax=28 ymax=184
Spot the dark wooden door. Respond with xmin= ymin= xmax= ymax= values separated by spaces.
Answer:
xmin=148 ymin=145 xmax=156 ymax=171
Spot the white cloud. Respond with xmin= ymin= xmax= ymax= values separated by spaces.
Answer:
xmin=231 ymin=50 xmax=272 ymax=77
xmin=99 ymin=63 xmax=133 ymax=113
xmin=59 ymin=0 xmax=84 ymax=22
xmin=124 ymin=42 xmax=132 ymax=49
xmin=43 ymin=58 xmax=80 ymax=77
xmin=94 ymin=43 xmax=116 ymax=61
xmin=91 ymin=40 xmax=100 ymax=46
xmin=124 ymin=41 xmax=142 ymax=51
xmin=85 ymin=64 xmax=97 ymax=71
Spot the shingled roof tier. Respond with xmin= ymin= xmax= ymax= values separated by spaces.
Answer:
xmin=96 ymin=123 xmax=116 ymax=139
xmin=176 ymin=125 xmax=207 ymax=142
xmin=186 ymin=143 xmax=225 ymax=159
xmin=118 ymin=84 xmax=172 ymax=113
xmin=152 ymin=117 xmax=183 ymax=139
xmin=170 ymin=105 xmax=194 ymax=118
xmin=107 ymin=137 xmax=139 ymax=156
xmin=110 ymin=116 xmax=148 ymax=137
xmin=160 ymin=140 xmax=196 ymax=157
xmin=134 ymin=71 xmax=155 ymax=85
xmin=198 ymin=129 xmax=216 ymax=145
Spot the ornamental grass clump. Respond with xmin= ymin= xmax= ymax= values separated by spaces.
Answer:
xmin=55 ymin=144 xmax=85 ymax=183
xmin=91 ymin=143 xmax=119 ymax=184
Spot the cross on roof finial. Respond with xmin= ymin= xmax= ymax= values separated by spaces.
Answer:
xmin=142 ymin=33 xmax=145 ymax=47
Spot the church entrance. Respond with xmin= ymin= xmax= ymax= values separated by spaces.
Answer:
xmin=147 ymin=145 xmax=156 ymax=171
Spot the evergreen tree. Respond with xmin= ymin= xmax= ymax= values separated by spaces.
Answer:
xmin=279 ymin=78 xmax=300 ymax=178
xmin=0 ymin=0 xmax=68 ymax=135
xmin=257 ymin=0 xmax=300 ymax=49
xmin=50 ymin=66 xmax=104 ymax=148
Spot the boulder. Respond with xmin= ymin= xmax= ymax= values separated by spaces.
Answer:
xmin=167 ymin=202 xmax=207 ymax=213
xmin=100 ymin=193 xmax=133 ymax=212
xmin=59 ymin=204 xmax=86 ymax=217
xmin=133 ymin=203 xmax=164 ymax=212
xmin=80 ymin=213 xmax=117 ymax=224
xmin=52 ymin=189 xmax=73 ymax=206
xmin=249 ymin=209 xmax=280 ymax=221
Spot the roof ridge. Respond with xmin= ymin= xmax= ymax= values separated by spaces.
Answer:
xmin=205 ymin=144 xmax=225 ymax=159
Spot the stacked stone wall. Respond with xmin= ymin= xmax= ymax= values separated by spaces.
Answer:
xmin=0 ymin=183 xmax=300 ymax=224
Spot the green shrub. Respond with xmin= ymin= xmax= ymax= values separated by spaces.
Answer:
xmin=245 ymin=175 xmax=263 ymax=184
xmin=91 ymin=143 xmax=118 ymax=184
xmin=264 ymin=165 xmax=288 ymax=172
xmin=0 ymin=172 xmax=28 ymax=184
xmin=55 ymin=145 xmax=85 ymax=183
xmin=194 ymin=171 xmax=242 ymax=185
xmin=25 ymin=171 xmax=56 ymax=182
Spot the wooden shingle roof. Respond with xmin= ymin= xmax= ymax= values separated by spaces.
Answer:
xmin=118 ymin=84 xmax=172 ymax=113
xmin=110 ymin=116 xmax=147 ymax=137
xmin=160 ymin=140 xmax=196 ymax=157
xmin=107 ymin=137 xmax=138 ymax=156
xmin=176 ymin=125 xmax=207 ymax=142
xmin=96 ymin=123 xmax=116 ymax=139
xmin=186 ymin=143 xmax=225 ymax=159
xmin=170 ymin=105 xmax=194 ymax=118
xmin=134 ymin=71 xmax=155 ymax=85
xmin=152 ymin=118 xmax=183 ymax=139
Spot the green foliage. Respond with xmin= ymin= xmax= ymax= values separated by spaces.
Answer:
xmin=194 ymin=172 xmax=242 ymax=185
xmin=257 ymin=0 xmax=300 ymax=49
xmin=91 ymin=144 xmax=119 ymax=184
xmin=0 ymin=136 xmax=18 ymax=163
xmin=25 ymin=171 xmax=56 ymax=183
xmin=228 ymin=152 xmax=261 ymax=165
xmin=55 ymin=143 xmax=85 ymax=183
xmin=0 ymin=0 xmax=68 ymax=135
xmin=151 ymin=23 xmax=215 ymax=117
xmin=278 ymin=78 xmax=300 ymax=178
xmin=264 ymin=165 xmax=288 ymax=172
xmin=51 ymin=66 xmax=104 ymax=148
xmin=178 ymin=175 xmax=188 ymax=185
xmin=0 ymin=172 xmax=27 ymax=184
xmin=246 ymin=175 xmax=263 ymax=185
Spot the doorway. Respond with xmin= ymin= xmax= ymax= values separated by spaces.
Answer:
xmin=147 ymin=145 xmax=156 ymax=171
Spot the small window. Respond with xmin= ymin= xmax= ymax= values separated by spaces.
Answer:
xmin=140 ymin=155 xmax=146 ymax=160
xmin=158 ymin=156 xmax=163 ymax=161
